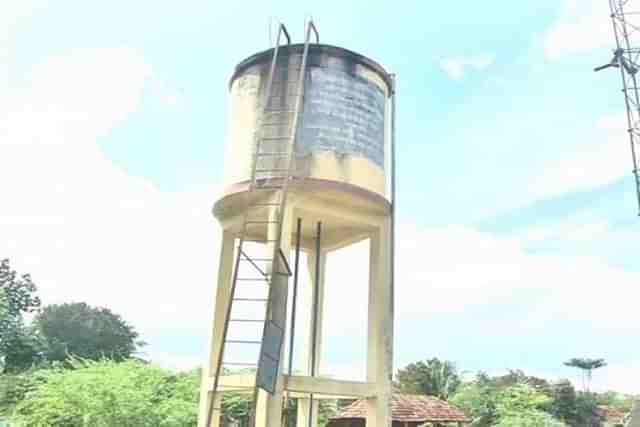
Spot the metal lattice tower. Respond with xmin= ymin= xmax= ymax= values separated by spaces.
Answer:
xmin=597 ymin=0 xmax=640 ymax=214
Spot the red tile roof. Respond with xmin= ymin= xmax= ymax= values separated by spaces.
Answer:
xmin=598 ymin=405 xmax=627 ymax=421
xmin=331 ymin=393 xmax=470 ymax=423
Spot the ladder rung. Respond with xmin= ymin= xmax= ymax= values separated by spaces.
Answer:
xmin=260 ymin=136 xmax=290 ymax=141
xmin=219 ymin=386 xmax=255 ymax=390
xmin=237 ymin=278 xmax=268 ymax=282
xmin=229 ymin=319 xmax=266 ymax=322
xmin=261 ymin=122 xmax=293 ymax=128
xmin=233 ymin=298 xmax=268 ymax=302
xmin=254 ymin=176 xmax=288 ymax=181
xmin=244 ymin=239 xmax=278 ymax=242
xmin=273 ymin=271 xmax=292 ymax=276
xmin=222 ymin=362 xmax=258 ymax=366
xmin=225 ymin=340 xmax=262 ymax=345
xmin=256 ymin=152 xmax=289 ymax=157
xmin=251 ymin=186 xmax=284 ymax=190
xmin=240 ymin=257 xmax=273 ymax=261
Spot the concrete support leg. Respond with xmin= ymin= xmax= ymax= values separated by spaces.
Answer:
xmin=297 ymin=247 xmax=327 ymax=427
xmin=366 ymin=218 xmax=393 ymax=427
xmin=255 ymin=204 xmax=294 ymax=427
xmin=198 ymin=230 xmax=236 ymax=427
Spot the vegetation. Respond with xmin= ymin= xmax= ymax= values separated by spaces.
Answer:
xmin=395 ymin=357 xmax=461 ymax=399
xmin=33 ymin=302 xmax=142 ymax=363
xmin=0 ymin=259 xmax=42 ymax=372
xmin=0 ymin=259 xmax=634 ymax=426
xmin=221 ymin=392 xmax=336 ymax=426
xmin=12 ymin=358 xmax=199 ymax=427
xmin=564 ymin=358 xmax=607 ymax=392
xmin=492 ymin=384 xmax=566 ymax=427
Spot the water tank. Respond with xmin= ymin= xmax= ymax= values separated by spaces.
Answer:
xmin=216 ymin=44 xmax=393 ymax=246
xmin=213 ymin=44 xmax=392 ymax=248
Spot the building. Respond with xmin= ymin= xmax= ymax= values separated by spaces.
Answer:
xmin=599 ymin=405 xmax=627 ymax=426
xmin=328 ymin=394 xmax=470 ymax=427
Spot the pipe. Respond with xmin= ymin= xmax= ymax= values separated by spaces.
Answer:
xmin=390 ymin=74 xmax=396 ymax=360
xmin=309 ymin=221 xmax=322 ymax=427
xmin=288 ymin=218 xmax=302 ymax=376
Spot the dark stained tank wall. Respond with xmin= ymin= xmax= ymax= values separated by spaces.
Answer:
xmin=223 ymin=44 xmax=392 ymax=200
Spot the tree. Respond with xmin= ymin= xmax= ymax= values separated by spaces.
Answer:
xmin=451 ymin=382 xmax=497 ymax=427
xmin=564 ymin=358 xmax=607 ymax=392
xmin=549 ymin=380 xmax=579 ymax=425
xmin=453 ymin=381 xmax=568 ymax=427
xmin=1 ymin=321 xmax=46 ymax=372
xmin=13 ymin=358 xmax=199 ymax=426
xmin=494 ymin=384 xmax=567 ymax=427
xmin=483 ymin=369 xmax=551 ymax=394
xmin=33 ymin=302 xmax=142 ymax=362
xmin=547 ymin=380 xmax=605 ymax=427
xmin=0 ymin=259 xmax=41 ymax=371
xmin=395 ymin=358 xmax=461 ymax=400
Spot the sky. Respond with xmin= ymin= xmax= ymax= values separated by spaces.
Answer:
xmin=1 ymin=0 xmax=639 ymax=394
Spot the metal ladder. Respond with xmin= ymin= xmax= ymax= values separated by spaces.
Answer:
xmin=205 ymin=21 xmax=319 ymax=427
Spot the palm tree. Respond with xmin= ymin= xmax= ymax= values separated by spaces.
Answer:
xmin=395 ymin=358 xmax=462 ymax=400
xmin=563 ymin=358 xmax=607 ymax=392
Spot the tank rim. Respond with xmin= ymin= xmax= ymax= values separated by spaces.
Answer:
xmin=228 ymin=43 xmax=393 ymax=93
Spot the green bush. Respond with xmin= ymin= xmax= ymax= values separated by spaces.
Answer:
xmin=12 ymin=359 xmax=199 ymax=427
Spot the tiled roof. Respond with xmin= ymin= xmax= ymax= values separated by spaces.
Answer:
xmin=598 ymin=405 xmax=626 ymax=421
xmin=331 ymin=393 xmax=470 ymax=423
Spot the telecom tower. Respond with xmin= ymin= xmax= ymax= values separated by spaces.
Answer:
xmin=198 ymin=21 xmax=396 ymax=427
xmin=597 ymin=0 xmax=640 ymax=213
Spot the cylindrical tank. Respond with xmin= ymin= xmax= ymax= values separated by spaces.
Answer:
xmin=222 ymin=43 xmax=393 ymax=199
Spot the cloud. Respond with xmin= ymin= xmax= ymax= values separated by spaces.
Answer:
xmin=440 ymin=54 xmax=494 ymax=79
xmin=148 ymin=76 xmax=187 ymax=112
xmin=314 ymin=220 xmax=640 ymax=392
xmin=543 ymin=0 xmax=618 ymax=59
xmin=529 ymin=113 xmax=630 ymax=199
xmin=0 ymin=47 xmax=220 ymax=351
xmin=592 ymin=361 xmax=640 ymax=394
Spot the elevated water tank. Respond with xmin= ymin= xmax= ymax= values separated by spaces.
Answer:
xmin=216 ymin=43 xmax=393 ymax=248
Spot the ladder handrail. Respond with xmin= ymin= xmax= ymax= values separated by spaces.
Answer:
xmin=203 ymin=19 xmax=320 ymax=427
xmin=249 ymin=18 xmax=317 ymax=426
xmin=249 ymin=23 xmax=292 ymax=188
xmin=279 ymin=23 xmax=291 ymax=45
xmin=204 ymin=23 xmax=292 ymax=427
xmin=308 ymin=20 xmax=320 ymax=44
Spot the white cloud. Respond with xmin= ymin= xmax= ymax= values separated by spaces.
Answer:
xmin=518 ymin=221 xmax=610 ymax=245
xmin=558 ymin=113 xmax=627 ymax=186
xmin=315 ymin=220 xmax=640 ymax=392
xmin=148 ymin=76 xmax=187 ymax=112
xmin=0 ymin=48 xmax=220 ymax=347
xmin=592 ymin=361 xmax=640 ymax=394
xmin=543 ymin=0 xmax=628 ymax=59
xmin=440 ymin=54 xmax=494 ymax=79
xmin=150 ymin=351 xmax=203 ymax=372
xmin=510 ymin=112 xmax=630 ymax=207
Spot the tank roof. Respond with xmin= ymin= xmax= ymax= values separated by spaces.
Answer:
xmin=229 ymin=43 xmax=393 ymax=93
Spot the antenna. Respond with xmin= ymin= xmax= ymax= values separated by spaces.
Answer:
xmin=597 ymin=0 xmax=640 ymax=215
